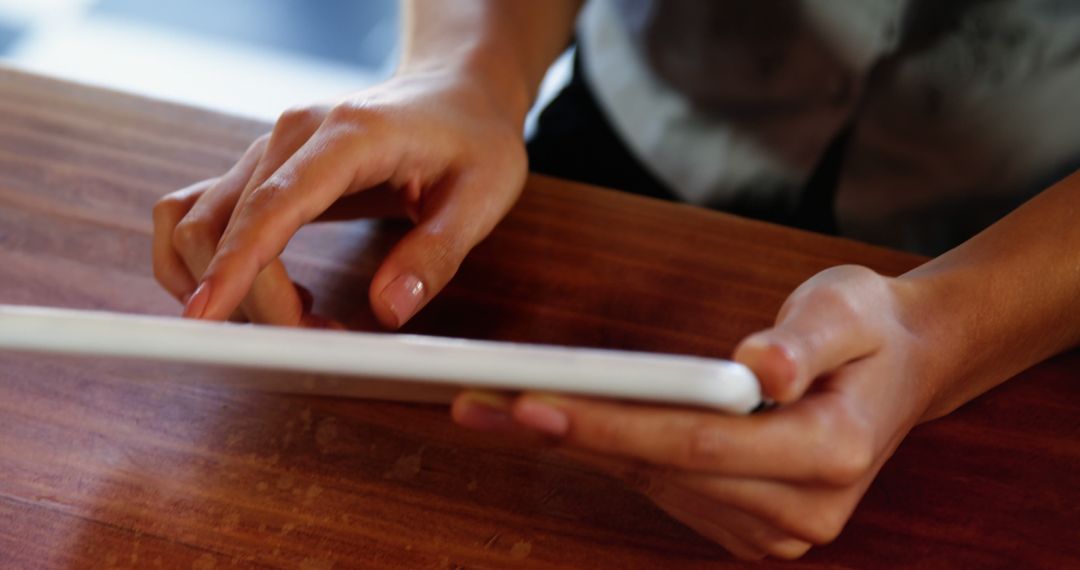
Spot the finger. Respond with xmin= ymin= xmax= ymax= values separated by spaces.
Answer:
xmin=509 ymin=390 xmax=873 ymax=484
xmin=175 ymin=137 xmax=268 ymax=278
xmin=452 ymin=390 xmax=518 ymax=432
xmin=224 ymin=105 xmax=329 ymax=231
xmin=653 ymin=493 xmax=767 ymax=561
xmin=662 ymin=470 xmax=869 ymax=547
xmin=152 ymin=180 xmax=214 ymax=301
xmin=452 ymin=390 xmax=581 ymax=446
xmin=184 ymin=125 xmax=385 ymax=321
xmin=173 ymin=138 xmax=307 ymax=326
xmin=734 ymin=265 xmax=887 ymax=403
xmin=192 ymin=124 xmax=520 ymax=326
xmin=649 ymin=484 xmax=809 ymax=561
xmin=581 ymin=447 xmax=870 ymax=547
xmin=188 ymin=107 xmax=335 ymax=325
xmin=452 ymin=390 xmax=549 ymax=438
xmin=368 ymin=172 xmax=516 ymax=328
xmin=239 ymin=260 xmax=306 ymax=325
xmin=561 ymin=451 xmax=810 ymax=560
xmin=234 ymin=118 xmax=322 ymax=325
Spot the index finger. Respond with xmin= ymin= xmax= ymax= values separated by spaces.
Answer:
xmin=183 ymin=127 xmax=394 ymax=321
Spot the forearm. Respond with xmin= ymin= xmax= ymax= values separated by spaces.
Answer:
xmin=399 ymin=0 xmax=583 ymax=125
xmin=901 ymin=170 xmax=1080 ymax=421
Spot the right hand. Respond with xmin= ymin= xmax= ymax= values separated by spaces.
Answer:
xmin=151 ymin=70 xmax=529 ymax=328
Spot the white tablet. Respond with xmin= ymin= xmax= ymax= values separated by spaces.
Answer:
xmin=0 ymin=304 xmax=761 ymax=414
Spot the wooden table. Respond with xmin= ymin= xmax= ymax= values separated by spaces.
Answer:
xmin=0 ymin=66 xmax=1076 ymax=569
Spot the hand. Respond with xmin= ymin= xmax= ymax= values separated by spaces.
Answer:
xmin=152 ymin=70 xmax=528 ymax=327
xmin=452 ymin=265 xmax=940 ymax=560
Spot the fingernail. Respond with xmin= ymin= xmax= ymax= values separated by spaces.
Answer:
xmin=514 ymin=398 xmax=570 ymax=437
xmin=183 ymin=281 xmax=211 ymax=319
xmin=455 ymin=392 xmax=513 ymax=431
xmin=379 ymin=274 xmax=425 ymax=327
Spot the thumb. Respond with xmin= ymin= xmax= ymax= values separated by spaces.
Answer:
xmin=734 ymin=268 xmax=886 ymax=403
xmin=368 ymin=175 xmax=517 ymax=329
xmin=368 ymin=226 xmax=467 ymax=328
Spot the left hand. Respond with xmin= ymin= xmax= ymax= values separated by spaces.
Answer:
xmin=451 ymin=265 xmax=940 ymax=560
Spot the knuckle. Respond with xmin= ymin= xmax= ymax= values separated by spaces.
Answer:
xmin=152 ymin=196 xmax=177 ymax=222
xmin=172 ymin=218 xmax=217 ymax=255
xmin=249 ymin=133 xmax=271 ymax=153
xmin=245 ymin=178 xmax=290 ymax=212
xmin=152 ymin=194 xmax=181 ymax=220
xmin=413 ymin=226 xmax=468 ymax=273
xmin=681 ymin=423 xmax=725 ymax=468
xmin=823 ymin=264 xmax=881 ymax=283
xmin=326 ymin=100 xmax=386 ymax=131
xmin=811 ymin=283 xmax=862 ymax=322
xmin=815 ymin=403 xmax=875 ymax=486
xmin=774 ymin=500 xmax=847 ymax=546
xmin=154 ymin=179 xmax=217 ymax=225
xmin=153 ymin=188 xmax=198 ymax=223
xmin=788 ymin=265 xmax=885 ymax=320
xmin=824 ymin=433 xmax=875 ymax=485
xmin=818 ymin=445 xmax=872 ymax=486
xmin=800 ymin=508 xmax=849 ymax=545
xmin=244 ymin=178 xmax=304 ymax=234
xmin=585 ymin=416 xmax=630 ymax=450
xmin=766 ymin=540 xmax=813 ymax=561
xmin=275 ymin=105 xmax=324 ymax=131
xmin=420 ymin=225 xmax=462 ymax=255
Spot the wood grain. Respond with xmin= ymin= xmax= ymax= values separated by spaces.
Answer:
xmin=0 ymin=66 xmax=1077 ymax=569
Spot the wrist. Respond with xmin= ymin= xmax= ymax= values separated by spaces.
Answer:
xmin=396 ymin=50 xmax=534 ymax=129
xmin=887 ymin=274 xmax=956 ymax=423
xmin=894 ymin=266 xmax=1029 ymax=423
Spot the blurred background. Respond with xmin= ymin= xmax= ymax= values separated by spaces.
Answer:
xmin=0 ymin=0 xmax=569 ymax=130
xmin=0 ymin=0 xmax=401 ymax=120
